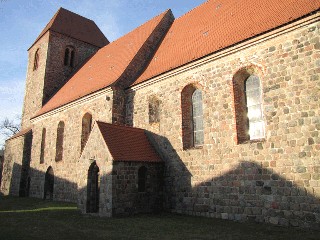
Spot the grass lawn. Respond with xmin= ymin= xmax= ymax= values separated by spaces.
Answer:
xmin=0 ymin=196 xmax=319 ymax=240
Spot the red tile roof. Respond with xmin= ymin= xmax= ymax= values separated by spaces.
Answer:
xmin=35 ymin=10 xmax=171 ymax=117
xmin=30 ymin=7 xmax=109 ymax=49
xmin=34 ymin=1 xmax=319 ymax=117
xmin=132 ymin=0 xmax=320 ymax=85
xmin=8 ymin=128 xmax=32 ymax=141
xmin=96 ymin=122 xmax=162 ymax=162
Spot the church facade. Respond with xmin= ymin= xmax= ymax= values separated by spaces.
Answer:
xmin=1 ymin=0 xmax=320 ymax=228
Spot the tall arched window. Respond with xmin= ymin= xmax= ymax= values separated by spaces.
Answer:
xmin=138 ymin=166 xmax=147 ymax=192
xmin=55 ymin=121 xmax=65 ymax=162
xmin=64 ymin=46 xmax=75 ymax=67
xmin=149 ymin=96 xmax=160 ymax=124
xmin=245 ymin=75 xmax=264 ymax=140
xmin=33 ymin=49 xmax=39 ymax=71
xmin=40 ymin=128 xmax=46 ymax=164
xmin=181 ymin=84 xmax=204 ymax=150
xmin=232 ymin=68 xmax=265 ymax=143
xmin=192 ymin=89 xmax=204 ymax=147
xmin=81 ymin=113 xmax=93 ymax=152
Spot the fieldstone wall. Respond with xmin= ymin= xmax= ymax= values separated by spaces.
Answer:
xmin=28 ymin=91 xmax=113 ymax=202
xmin=21 ymin=33 xmax=50 ymax=129
xmin=21 ymin=31 xmax=102 ymax=130
xmin=112 ymin=161 xmax=164 ymax=216
xmin=0 ymin=136 xmax=27 ymax=196
xmin=125 ymin=20 xmax=320 ymax=228
xmin=77 ymin=123 xmax=113 ymax=216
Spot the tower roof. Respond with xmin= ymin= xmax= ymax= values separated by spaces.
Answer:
xmin=29 ymin=7 xmax=109 ymax=50
xmin=35 ymin=10 xmax=172 ymax=117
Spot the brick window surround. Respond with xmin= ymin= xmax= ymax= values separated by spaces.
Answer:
xmin=181 ymin=84 xmax=204 ymax=150
xmin=232 ymin=67 xmax=265 ymax=144
xmin=64 ymin=46 xmax=75 ymax=67
xmin=33 ymin=49 xmax=39 ymax=71
xmin=81 ymin=113 xmax=92 ymax=152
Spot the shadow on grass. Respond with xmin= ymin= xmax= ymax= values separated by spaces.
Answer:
xmin=0 ymin=196 xmax=320 ymax=240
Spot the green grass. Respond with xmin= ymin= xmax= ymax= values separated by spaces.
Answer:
xmin=0 ymin=196 xmax=319 ymax=240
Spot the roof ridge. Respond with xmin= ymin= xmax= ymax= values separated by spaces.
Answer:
xmin=109 ymin=9 xmax=171 ymax=44
xmin=96 ymin=121 xmax=146 ymax=132
xmin=58 ymin=7 xmax=95 ymax=23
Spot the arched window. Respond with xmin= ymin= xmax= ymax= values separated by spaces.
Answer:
xmin=138 ymin=166 xmax=147 ymax=192
xmin=81 ymin=113 xmax=93 ymax=152
xmin=55 ymin=121 xmax=65 ymax=162
xmin=192 ymin=89 xmax=204 ymax=147
xmin=64 ymin=48 xmax=69 ymax=66
xmin=149 ymin=96 xmax=160 ymax=124
xmin=181 ymin=84 xmax=204 ymax=150
xmin=245 ymin=75 xmax=264 ymax=139
xmin=233 ymin=68 xmax=265 ymax=143
xmin=40 ymin=128 xmax=46 ymax=164
xmin=64 ymin=46 xmax=75 ymax=67
xmin=70 ymin=49 xmax=75 ymax=67
xmin=33 ymin=49 xmax=39 ymax=71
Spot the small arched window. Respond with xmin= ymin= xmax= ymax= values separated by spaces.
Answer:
xmin=33 ymin=49 xmax=39 ymax=71
xmin=81 ymin=113 xmax=93 ymax=152
xmin=181 ymin=84 xmax=204 ymax=150
xmin=64 ymin=48 xmax=69 ymax=66
xmin=64 ymin=46 xmax=75 ymax=67
xmin=70 ymin=49 xmax=75 ymax=67
xmin=55 ymin=121 xmax=65 ymax=162
xmin=138 ymin=166 xmax=147 ymax=192
xmin=40 ymin=128 xmax=46 ymax=164
xmin=149 ymin=96 xmax=160 ymax=124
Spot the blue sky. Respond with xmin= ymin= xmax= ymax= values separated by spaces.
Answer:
xmin=0 ymin=0 xmax=206 ymax=146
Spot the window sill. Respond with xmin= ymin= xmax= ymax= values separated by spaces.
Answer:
xmin=183 ymin=145 xmax=204 ymax=151
xmin=240 ymin=138 xmax=266 ymax=144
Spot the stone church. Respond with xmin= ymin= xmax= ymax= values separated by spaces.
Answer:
xmin=1 ymin=0 xmax=320 ymax=228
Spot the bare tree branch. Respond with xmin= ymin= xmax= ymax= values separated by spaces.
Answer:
xmin=0 ymin=116 xmax=21 ymax=140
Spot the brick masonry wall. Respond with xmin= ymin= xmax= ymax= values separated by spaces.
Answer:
xmin=43 ymin=32 xmax=101 ymax=105
xmin=126 ymin=20 xmax=320 ymax=228
xmin=112 ymin=161 xmax=164 ymax=216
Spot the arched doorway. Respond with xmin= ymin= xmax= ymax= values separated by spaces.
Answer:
xmin=44 ymin=167 xmax=54 ymax=200
xmin=86 ymin=161 xmax=100 ymax=213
